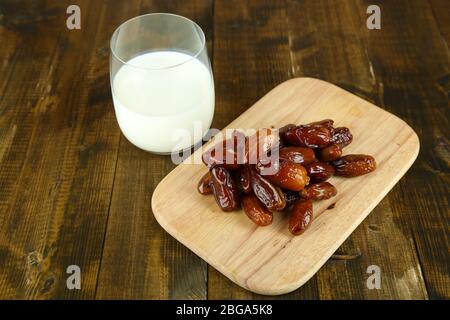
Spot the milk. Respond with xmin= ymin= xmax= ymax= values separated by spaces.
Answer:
xmin=112 ymin=51 xmax=215 ymax=153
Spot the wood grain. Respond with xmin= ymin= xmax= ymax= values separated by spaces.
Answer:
xmin=285 ymin=0 xmax=429 ymax=299
xmin=95 ymin=0 xmax=213 ymax=299
xmin=152 ymin=77 xmax=420 ymax=295
xmin=0 ymin=0 xmax=120 ymax=299
xmin=359 ymin=0 xmax=450 ymax=299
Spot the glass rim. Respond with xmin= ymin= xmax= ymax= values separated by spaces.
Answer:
xmin=110 ymin=13 xmax=206 ymax=71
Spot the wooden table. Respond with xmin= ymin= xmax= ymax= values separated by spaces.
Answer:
xmin=0 ymin=0 xmax=448 ymax=300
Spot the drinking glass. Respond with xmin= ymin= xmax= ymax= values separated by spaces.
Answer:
xmin=110 ymin=13 xmax=215 ymax=154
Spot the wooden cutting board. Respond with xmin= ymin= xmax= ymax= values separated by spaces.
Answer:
xmin=151 ymin=78 xmax=419 ymax=295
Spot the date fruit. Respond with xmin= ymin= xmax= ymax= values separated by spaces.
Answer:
xmin=300 ymin=182 xmax=337 ymax=201
xmin=250 ymin=169 xmax=286 ymax=211
xmin=284 ymin=125 xmax=331 ymax=148
xmin=210 ymin=166 xmax=239 ymax=211
xmin=308 ymin=119 xmax=335 ymax=134
xmin=197 ymin=172 xmax=212 ymax=195
xmin=283 ymin=190 xmax=301 ymax=206
xmin=333 ymin=154 xmax=376 ymax=177
xmin=279 ymin=147 xmax=316 ymax=165
xmin=246 ymin=128 xmax=279 ymax=164
xmin=238 ymin=165 xmax=252 ymax=194
xmin=257 ymin=159 xmax=309 ymax=191
xmin=289 ymin=199 xmax=313 ymax=235
xmin=331 ymin=127 xmax=353 ymax=147
xmin=279 ymin=123 xmax=297 ymax=146
xmin=242 ymin=194 xmax=273 ymax=226
xmin=202 ymin=130 xmax=247 ymax=170
xmin=319 ymin=144 xmax=343 ymax=162
xmin=305 ymin=161 xmax=335 ymax=182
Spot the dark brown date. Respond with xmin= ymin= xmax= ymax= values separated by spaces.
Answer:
xmin=307 ymin=119 xmax=335 ymax=134
xmin=331 ymin=127 xmax=353 ymax=147
xmin=283 ymin=190 xmax=301 ymax=207
xmin=257 ymin=159 xmax=309 ymax=191
xmin=210 ymin=166 xmax=239 ymax=211
xmin=242 ymin=194 xmax=273 ymax=226
xmin=246 ymin=128 xmax=279 ymax=164
xmin=284 ymin=125 xmax=331 ymax=148
xmin=202 ymin=130 xmax=247 ymax=170
xmin=305 ymin=161 xmax=335 ymax=182
xmin=250 ymin=169 xmax=286 ymax=211
xmin=300 ymin=182 xmax=337 ymax=201
xmin=319 ymin=144 xmax=343 ymax=162
xmin=289 ymin=199 xmax=313 ymax=235
xmin=279 ymin=147 xmax=316 ymax=165
xmin=333 ymin=154 xmax=376 ymax=177
xmin=197 ymin=172 xmax=212 ymax=195
xmin=238 ymin=165 xmax=252 ymax=194
xmin=279 ymin=123 xmax=297 ymax=146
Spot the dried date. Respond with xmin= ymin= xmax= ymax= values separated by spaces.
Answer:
xmin=197 ymin=172 xmax=212 ymax=195
xmin=242 ymin=194 xmax=273 ymax=226
xmin=333 ymin=154 xmax=376 ymax=177
xmin=257 ymin=159 xmax=309 ymax=191
xmin=246 ymin=128 xmax=279 ymax=164
xmin=319 ymin=144 xmax=343 ymax=162
xmin=305 ymin=161 xmax=335 ymax=182
xmin=250 ymin=169 xmax=286 ymax=211
xmin=283 ymin=190 xmax=301 ymax=207
xmin=288 ymin=199 xmax=313 ymax=235
xmin=300 ymin=182 xmax=337 ymax=201
xmin=279 ymin=147 xmax=316 ymax=165
xmin=308 ymin=119 xmax=335 ymax=134
xmin=202 ymin=130 xmax=247 ymax=170
xmin=210 ymin=166 xmax=239 ymax=211
xmin=238 ymin=165 xmax=252 ymax=194
xmin=279 ymin=123 xmax=297 ymax=146
xmin=284 ymin=125 xmax=332 ymax=148
xmin=331 ymin=127 xmax=353 ymax=147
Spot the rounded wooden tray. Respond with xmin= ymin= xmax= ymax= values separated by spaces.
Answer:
xmin=152 ymin=78 xmax=420 ymax=295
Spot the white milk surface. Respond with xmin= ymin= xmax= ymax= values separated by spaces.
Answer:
xmin=112 ymin=51 xmax=214 ymax=153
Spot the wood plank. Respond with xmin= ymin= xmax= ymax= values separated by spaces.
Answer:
xmin=357 ymin=0 xmax=450 ymax=299
xmin=429 ymin=0 xmax=450 ymax=45
xmin=95 ymin=0 xmax=213 ymax=299
xmin=285 ymin=0 xmax=429 ymax=299
xmin=208 ymin=0 xmax=319 ymax=299
xmin=0 ymin=0 xmax=121 ymax=299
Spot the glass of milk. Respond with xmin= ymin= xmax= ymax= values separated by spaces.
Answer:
xmin=110 ymin=13 xmax=215 ymax=154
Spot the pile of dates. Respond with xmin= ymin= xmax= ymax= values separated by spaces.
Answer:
xmin=197 ymin=119 xmax=376 ymax=236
